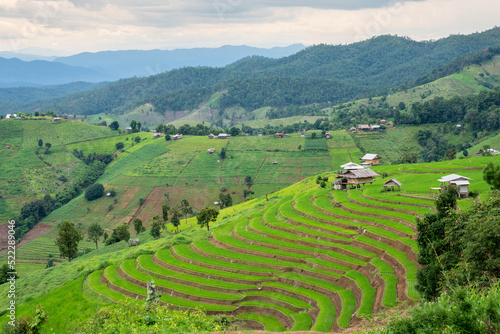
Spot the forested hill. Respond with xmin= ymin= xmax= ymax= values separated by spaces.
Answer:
xmin=4 ymin=27 xmax=500 ymax=116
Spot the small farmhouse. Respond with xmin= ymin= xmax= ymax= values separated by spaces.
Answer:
xmin=361 ymin=153 xmax=381 ymax=166
xmin=275 ymin=133 xmax=284 ymax=138
xmin=125 ymin=127 xmax=133 ymax=133
xmin=325 ymin=132 xmax=331 ymax=138
xmin=357 ymin=124 xmax=371 ymax=131
xmin=382 ymin=178 xmax=402 ymax=192
xmin=438 ymin=174 xmax=473 ymax=198
xmin=334 ymin=168 xmax=379 ymax=190
xmin=52 ymin=117 xmax=62 ymax=122
xmin=208 ymin=134 xmax=215 ymax=139
xmin=349 ymin=127 xmax=357 ymax=133
xmin=218 ymin=133 xmax=230 ymax=139
xmin=153 ymin=133 xmax=161 ymax=139
xmin=380 ymin=119 xmax=387 ymax=124
xmin=207 ymin=148 xmax=215 ymax=154
xmin=172 ymin=134 xmax=181 ymax=140
xmin=371 ymin=125 xmax=380 ymax=131
xmin=128 ymin=238 xmax=140 ymax=247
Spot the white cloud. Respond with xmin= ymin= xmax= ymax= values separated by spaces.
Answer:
xmin=0 ymin=0 xmax=498 ymax=55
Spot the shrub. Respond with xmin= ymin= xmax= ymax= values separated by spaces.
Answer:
xmin=115 ymin=142 xmax=124 ymax=150
xmin=84 ymin=183 xmax=104 ymax=201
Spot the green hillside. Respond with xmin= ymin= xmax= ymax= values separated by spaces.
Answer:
xmin=1 ymin=152 xmax=499 ymax=332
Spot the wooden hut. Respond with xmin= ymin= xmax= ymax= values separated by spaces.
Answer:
xmin=335 ymin=168 xmax=379 ymax=190
xmin=382 ymin=178 xmax=402 ymax=192
xmin=361 ymin=153 xmax=381 ymax=166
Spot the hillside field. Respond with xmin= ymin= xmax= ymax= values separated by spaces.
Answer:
xmin=1 ymin=152 xmax=499 ymax=332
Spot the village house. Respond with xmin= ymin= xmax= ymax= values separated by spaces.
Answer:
xmin=438 ymin=174 xmax=473 ymax=198
xmin=371 ymin=125 xmax=381 ymax=131
xmin=361 ymin=153 xmax=381 ymax=166
xmin=334 ymin=168 xmax=379 ymax=190
xmin=172 ymin=134 xmax=182 ymax=140
xmin=208 ymin=134 xmax=215 ymax=139
xmin=275 ymin=133 xmax=284 ymax=138
xmin=125 ymin=126 xmax=133 ymax=133
xmin=357 ymin=124 xmax=372 ymax=131
xmin=153 ymin=133 xmax=161 ymax=139
xmin=218 ymin=133 xmax=230 ymax=139
xmin=349 ymin=127 xmax=357 ymax=133
xmin=52 ymin=117 xmax=62 ymax=122
xmin=380 ymin=119 xmax=387 ymax=125
xmin=207 ymin=148 xmax=215 ymax=154
xmin=325 ymin=132 xmax=331 ymax=138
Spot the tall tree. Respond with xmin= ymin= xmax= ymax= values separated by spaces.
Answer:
xmin=38 ymin=139 xmax=43 ymax=147
xmin=244 ymin=176 xmax=253 ymax=188
xmin=179 ymin=199 xmax=193 ymax=225
xmin=87 ymin=222 xmax=104 ymax=250
xmin=150 ymin=219 xmax=161 ymax=239
xmin=162 ymin=204 xmax=170 ymax=227
xmin=55 ymin=220 xmax=83 ymax=262
xmin=133 ymin=218 xmax=145 ymax=235
xmin=170 ymin=208 xmax=180 ymax=233
xmin=196 ymin=207 xmax=219 ymax=231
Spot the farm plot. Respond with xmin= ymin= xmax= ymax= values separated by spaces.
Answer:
xmin=91 ymin=177 xmax=421 ymax=332
xmin=227 ymin=135 xmax=305 ymax=152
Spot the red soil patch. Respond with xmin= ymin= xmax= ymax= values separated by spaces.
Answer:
xmin=0 ymin=223 xmax=53 ymax=255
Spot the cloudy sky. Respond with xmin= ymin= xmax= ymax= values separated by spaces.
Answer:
xmin=0 ymin=0 xmax=499 ymax=56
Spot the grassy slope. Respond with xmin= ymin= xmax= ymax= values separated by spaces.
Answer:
xmin=1 ymin=154 xmax=499 ymax=332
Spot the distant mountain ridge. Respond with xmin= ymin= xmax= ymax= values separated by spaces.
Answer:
xmin=53 ymin=44 xmax=306 ymax=80
xmin=0 ymin=44 xmax=306 ymax=87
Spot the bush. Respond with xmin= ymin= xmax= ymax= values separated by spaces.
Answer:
xmin=84 ymin=183 xmax=104 ymax=201
xmin=115 ymin=142 xmax=124 ymax=150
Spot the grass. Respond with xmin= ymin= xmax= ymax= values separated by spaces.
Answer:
xmin=235 ymin=313 xmax=285 ymax=332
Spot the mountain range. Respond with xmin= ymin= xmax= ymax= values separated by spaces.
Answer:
xmin=0 ymin=44 xmax=305 ymax=87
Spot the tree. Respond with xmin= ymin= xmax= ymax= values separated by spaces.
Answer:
xmin=229 ymin=127 xmax=241 ymax=137
xmin=311 ymin=132 xmax=317 ymax=139
xmin=162 ymin=204 xmax=170 ymax=227
xmin=484 ymin=162 xmax=500 ymax=189
xmin=165 ymin=134 xmax=171 ymax=141
xmin=150 ymin=219 xmax=161 ymax=239
xmin=38 ymin=139 xmax=43 ymax=148
xmin=170 ymin=209 xmax=180 ymax=233
xmin=133 ymin=218 xmax=145 ymax=235
xmin=445 ymin=148 xmax=457 ymax=160
xmin=103 ymin=232 xmax=108 ymax=242
xmin=135 ymin=136 xmax=141 ymax=143
xmin=55 ymin=220 xmax=83 ymax=262
xmin=219 ymin=193 xmax=232 ymax=208
xmin=87 ymin=222 xmax=104 ymax=250
xmin=106 ymin=224 xmax=130 ymax=245
xmin=196 ymin=207 xmax=219 ymax=231
xmin=180 ymin=199 xmax=193 ymax=225
xmin=244 ymin=176 xmax=253 ymax=188
xmin=45 ymin=142 xmax=51 ymax=150
xmin=85 ymin=183 xmax=104 ymax=201
xmin=0 ymin=264 xmax=18 ymax=284
xmin=109 ymin=121 xmax=119 ymax=130
xmin=220 ymin=148 xmax=226 ymax=160
xmin=115 ymin=142 xmax=124 ymax=150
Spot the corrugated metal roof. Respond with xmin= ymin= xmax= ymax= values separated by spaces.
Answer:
xmin=438 ymin=174 xmax=473 ymax=182
xmin=362 ymin=153 xmax=380 ymax=160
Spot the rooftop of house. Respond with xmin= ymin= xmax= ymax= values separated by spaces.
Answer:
xmin=438 ymin=174 xmax=473 ymax=183
xmin=362 ymin=153 xmax=380 ymax=160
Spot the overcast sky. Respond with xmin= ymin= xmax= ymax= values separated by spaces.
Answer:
xmin=0 ymin=0 xmax=499 ymax=56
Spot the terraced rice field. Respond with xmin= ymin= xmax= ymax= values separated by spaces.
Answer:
xmin=87 ymin=183 xmax=422 ymax=332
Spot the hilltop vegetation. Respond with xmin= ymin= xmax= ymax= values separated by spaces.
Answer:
xmin=3 ymin=27 xmax=500 ymax=122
